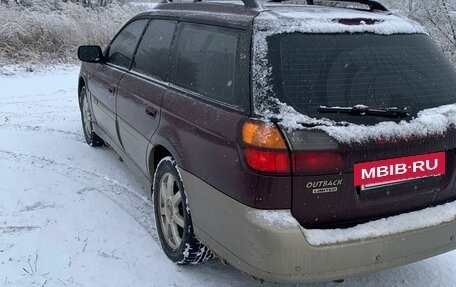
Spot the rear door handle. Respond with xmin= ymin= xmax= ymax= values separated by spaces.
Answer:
xmin=145 ymin=106 xmax=157 ymax=118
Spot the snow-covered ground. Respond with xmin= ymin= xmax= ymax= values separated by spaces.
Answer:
xmin=1 ymin=66 xmax=456 ymax=286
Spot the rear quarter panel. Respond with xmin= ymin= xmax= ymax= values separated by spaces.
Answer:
xmin=152 ymin=89 xmax=292 ymax=209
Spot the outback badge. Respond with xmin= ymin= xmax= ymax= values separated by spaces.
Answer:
xmin=306 ymin=179 xmax=343 ymax=194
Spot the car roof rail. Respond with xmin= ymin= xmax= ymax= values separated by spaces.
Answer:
xmin=270 ymin=0 xmax=388 ymax=12
xmin=308 ymin=0 xmax=387 ymax=11
xmin=160 ymin=0 xmax=264 ymax=9
xmin=159 ymin=0 xmax=386 ymax=11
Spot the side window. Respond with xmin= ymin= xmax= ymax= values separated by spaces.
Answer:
xmin=132 ymin=20 xmax=176 ymax=81
xmin=174 ymin=23 xmax=247 ymax=108
xmin=107 ymin=19 xmax=148 ymax=69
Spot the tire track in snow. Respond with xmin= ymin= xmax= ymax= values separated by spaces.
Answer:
xmin=0 ymin=150 xmax=160 ymax=244
xmin=0 ymin=123 xmax=84 ymax=141
xmin=20 ymin=202 xmax=63 ymax=212
xmin=0 ymin=226 xmax=41 ymax=234
xmin=0 ymin=89 xmax=77 ymax=104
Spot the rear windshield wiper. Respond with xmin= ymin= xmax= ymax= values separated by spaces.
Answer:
xmin=318 ymin=105 xmax=410 ymax=118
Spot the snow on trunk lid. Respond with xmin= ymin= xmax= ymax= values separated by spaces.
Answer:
xmin=252 ymin=8 xmax=456 ymax=145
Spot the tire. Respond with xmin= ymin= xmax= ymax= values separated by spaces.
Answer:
xmin=79 ymin=85 xmax=104 ymax=147
xmin=153 ymin=157 xmax=213 ymax=264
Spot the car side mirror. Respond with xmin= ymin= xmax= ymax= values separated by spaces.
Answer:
xmin=78 ymin=45 xmax=104 ymax=63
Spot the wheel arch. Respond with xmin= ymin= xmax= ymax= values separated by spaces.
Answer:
xmin=149 ymin=145 xmax=172 ymax=179
xmin=78 ymin=76 xmax=85 ymax=92
xmin=148 ymin=142 xmax=182 ymax=196
xmin=78 ymin=76 xmax=86 ymax=107
xmin=148 ymin=125 xmax=186 ymax=185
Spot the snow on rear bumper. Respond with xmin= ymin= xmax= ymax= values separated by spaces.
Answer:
xmin=180 ymin=168 xmax=456 ymax=283
xmin=302 ymin=200 xmax=456 ymax=247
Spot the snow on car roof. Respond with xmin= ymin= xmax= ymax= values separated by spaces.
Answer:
xmin=257 ymin=5 xmax=426 ymax=35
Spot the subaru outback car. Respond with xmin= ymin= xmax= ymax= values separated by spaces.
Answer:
xmin=77 ymin=0 xmax=456 ymax=283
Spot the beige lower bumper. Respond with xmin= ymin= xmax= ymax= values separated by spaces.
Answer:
xmin=180 ymin=168 xmax=456 ymax=283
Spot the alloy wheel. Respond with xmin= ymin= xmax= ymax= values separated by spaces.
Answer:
xmin=158 ymin=171 xmax=184 ymax=250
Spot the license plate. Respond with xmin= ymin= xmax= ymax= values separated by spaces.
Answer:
xmin=354 ymin=152 xmax=445 ymax=187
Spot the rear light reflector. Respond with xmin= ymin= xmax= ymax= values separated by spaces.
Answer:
xmin=293 ymin=151 xmax=344 ymax=174
xmin=240 ymin=120 xmax=290 ymax=173
xmin=244 ymin=147 xmax=290 ymax=173
xmin=242 ymin=121 xmax=287 ymax=149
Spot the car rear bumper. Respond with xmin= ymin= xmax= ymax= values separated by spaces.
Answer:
xmin=180 ymin=168 xmax=456 ymax=283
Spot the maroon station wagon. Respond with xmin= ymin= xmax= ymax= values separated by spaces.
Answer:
xmin=77 ymin=0 xmax=456 ymax=283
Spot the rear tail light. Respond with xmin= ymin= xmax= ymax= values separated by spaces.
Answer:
xmin=241 ymin=120 xmax=290 ymax=173
xmin=240 ymin=120 xmax=344 ymax=174
xmin=293 ymin=151 xmax=344 ymax=174
xmin=244 ymin=148 xmax=290 ymax=173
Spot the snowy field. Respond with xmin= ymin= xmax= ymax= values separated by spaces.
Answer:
xmin=1 ymin=65 xmax=456 ymax=286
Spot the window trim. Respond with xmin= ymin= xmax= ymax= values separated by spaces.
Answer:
xmin=168 ymin=82 xmax=246 ymax=112
xmin=103 ymin=18 xmax=150 ymax=72
xmin=129 ymin=69 xmax=171 ymax=90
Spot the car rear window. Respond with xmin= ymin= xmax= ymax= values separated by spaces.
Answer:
xmin=265 ymin=33 xmax=456 ymax=124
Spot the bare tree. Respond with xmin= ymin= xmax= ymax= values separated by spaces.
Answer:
xmin=378 ymin=0 xmax=456 ymax=63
